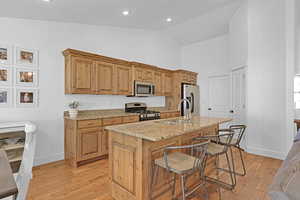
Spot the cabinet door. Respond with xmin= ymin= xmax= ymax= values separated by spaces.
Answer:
xmin=77 ymin=128 xmax=101 ymax=161
xmin=143 ymin=69 xmax=154 ymax=83
xmin=154 ymin=71 xmax=163 ymax=96
xmin=72 ymin=57 xmax=93 ymax=93
xmin=134 ymin=67 xmax=144 ymax=82
xmin=93 ymin=61 xmax=115 ymax=94
xmin=115 ymin=65 xmax=133 ymax=95
xmin=164 ymin=73 xmax=173 ymax=96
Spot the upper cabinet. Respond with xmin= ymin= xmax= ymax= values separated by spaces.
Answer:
xmin=132 ymin=62 xmax=155 ymax=83
xmin=115 ymin=64 xmax=133 ymax=95
xmin=93 ymin=61 xmax=115 ymax=94
xmin=65 ymin=56 xmax=94 ymax=94
xmin=64 ymin=49 xmax=133 ymax=95
xmin=63 ymin=49 xmax=197 ymax=99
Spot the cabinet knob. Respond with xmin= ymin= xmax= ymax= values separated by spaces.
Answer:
xmin=208 ymin=108 xmax=212 ymax=111
xmin=230 ymin=110 xmax=234 ymax=113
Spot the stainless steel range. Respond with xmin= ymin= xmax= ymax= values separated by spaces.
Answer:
xmin=125 ymin=102 xmax=160 ymax=121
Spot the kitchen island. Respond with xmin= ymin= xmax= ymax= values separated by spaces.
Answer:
xmin=105 ymin=116 xmax=231 ymax=200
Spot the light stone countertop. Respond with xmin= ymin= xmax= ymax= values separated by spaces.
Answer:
xmin=64 ymin=107 xmax=179 ymax=120
xmin=105 ymin=116 xmax=232 ymax=142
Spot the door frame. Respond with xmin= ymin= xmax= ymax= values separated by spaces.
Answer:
xmin=231 ymin=65 xmax=248 ymax=150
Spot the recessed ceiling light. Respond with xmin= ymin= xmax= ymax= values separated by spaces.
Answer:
xmin=166 ymin=17 xmax=172 ymax=22
xmin=42 ymin=0 xmax=53 ymax=2
xmin=122 ymin=10 xmax=129 ymax=16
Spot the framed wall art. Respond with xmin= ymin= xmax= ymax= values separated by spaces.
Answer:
xmin=0 ymin=44 xmax=13 ymax=65
xmin=15 ymin=68 xmax=38 ymax=87
xmin=16 ymin=88 xmax=39 ymax=108
xmin=0 ymin=88 xmax=12 ymax=108
xmin=0 ymin=66 xmax=12 ymax=86
xmin=15 ymin=47 xmax=38 ymax=67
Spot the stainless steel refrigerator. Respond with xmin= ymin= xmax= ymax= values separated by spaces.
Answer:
xmin=181 ymin=83 xmax=200 ymax=116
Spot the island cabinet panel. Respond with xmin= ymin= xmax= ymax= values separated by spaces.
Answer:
xmin=93 ymin=61 xmax=115 ymax=94
xmin=110 ymin=133 xmax=143 ymax=200
xmin=108 ymin=124 xmax=219 ymax=200
xmin=72 ymin=57 xmax=94 ymax=93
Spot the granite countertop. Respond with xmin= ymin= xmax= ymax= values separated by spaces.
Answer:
xmin=105 ymin=116 xmax=232 ymax=142
xmin=64 ymin=107 xmax=179 ymax=120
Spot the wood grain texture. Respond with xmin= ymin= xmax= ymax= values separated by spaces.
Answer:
xmin=27 ymin=150 xmax=282 ymax=200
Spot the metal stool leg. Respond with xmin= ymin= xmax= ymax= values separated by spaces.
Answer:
xmin=180 ymin=175 xmax=186 ymax=200
xmin=237 ymin=145 xmax=246 ymax=176
xmin=229 ymin=146 xmax=237 ymax=186
xmin=216 ymin=155 xmax=222 ymax=200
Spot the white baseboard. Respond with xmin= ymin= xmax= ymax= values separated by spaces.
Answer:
xmin=246 ymin=146 xmax=286 ymax=160
xmin=34 ymin=152 xmax=64 ymax=166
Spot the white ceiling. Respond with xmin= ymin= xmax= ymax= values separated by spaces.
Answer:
xmin=163 ymin=1 xmax=242 ymax=45
xmin=0 ymin=0 xmax=240 ymax=30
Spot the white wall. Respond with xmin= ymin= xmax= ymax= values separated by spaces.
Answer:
xmin=246 ymin=0 xmax=289 ymax=159
xmin=0 ymin=17 xmax=181 ymax=165
xmin=229 ymin=2 xmax=248 ymax=67
xmin=181 ymin=35 xmax=231 ymax=116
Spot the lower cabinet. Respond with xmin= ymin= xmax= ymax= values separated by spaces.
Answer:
xmin=65 ymin=112 xmax=180 ymax=167
xmin=78 ymin=127 xmax=102 ymax=161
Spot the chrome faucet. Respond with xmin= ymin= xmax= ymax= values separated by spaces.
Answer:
xmin=178 ymin=98 xmax=192 ymax=121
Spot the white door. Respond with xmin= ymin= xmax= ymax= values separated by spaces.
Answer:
xmin=231 ymin=67 xmax=247 ymax=148
xmin=231 ymin=68 xmax=246 ymax=125
xmin=208 ymin=74 xmax=231 ymax=129
xmin=208 ymin=68 xmax=246 ymax=130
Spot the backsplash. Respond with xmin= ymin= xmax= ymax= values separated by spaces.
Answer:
xmin=64 ymin=94 xmax=165 ymax=110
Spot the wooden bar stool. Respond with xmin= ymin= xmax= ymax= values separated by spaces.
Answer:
xmin=150 ymin=141 xmax=209 ymax=200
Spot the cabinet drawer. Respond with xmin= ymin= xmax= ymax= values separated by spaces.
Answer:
xmin=123 ymin=115 xmax=139 ymax=124
xmin=103 ymin=117 xmax=123 ymax=126
xmin=78 ymin=119 xmax=102 ymax=129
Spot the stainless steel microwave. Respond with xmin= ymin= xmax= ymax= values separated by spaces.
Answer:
xmin=134 ymin=81 xmax=155 ymax=97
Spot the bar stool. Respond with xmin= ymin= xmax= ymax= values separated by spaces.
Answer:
xmin=194 ymin=129 xmax=236 ymax=195
xmin=150 ymin=141 xmax=209 ymax=200
xmin=217 ymin=125 xmax=247 ymax=177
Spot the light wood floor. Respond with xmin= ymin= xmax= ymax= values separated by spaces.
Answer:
xmin=27 ymin=151 xmax=282 ymax=200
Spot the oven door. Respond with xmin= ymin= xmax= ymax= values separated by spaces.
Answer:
xmin=135 ymin=81 xmax=154 ymax=97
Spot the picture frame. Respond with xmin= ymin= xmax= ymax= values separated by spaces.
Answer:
xmin=0 ymin=66 xmax=12 ymax=86
xmin=15 ymin=68 xmax=38 ymax=87
xmin=0 ymin=88 xmax=13 ymax=108
xmin=15 ymin=47 xmax=38 ymax=68
xmin=15 ymin=88 xmax=39 ymax=108
xmin=0 ymin=44 xmax=13 ymax=65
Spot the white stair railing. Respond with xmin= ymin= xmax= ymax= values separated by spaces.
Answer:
xmin=0 ymin=122 xmax=37 ymax=200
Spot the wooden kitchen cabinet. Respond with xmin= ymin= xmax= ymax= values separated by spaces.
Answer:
xmin=115 ymin=65 xmax=133 ymax=95
xmin=93 ymin=61 xmax=115 ymax=94
xmin=164 ymin=72 xmax=173 ymax=96
xmin=65 ymin=56 xmax=94 ymax=94
xmin=77 ymin=127 xmax=102 ymax=161
xmin=132 ymin=62 xmax=154 ymax=83
xmin=64 ymin=49 xmax=132 ymax=95
xmin=153 ymin=71 xmax=163 ymax=96
xmin=65 ymin=110 xmax=181 ymax=167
